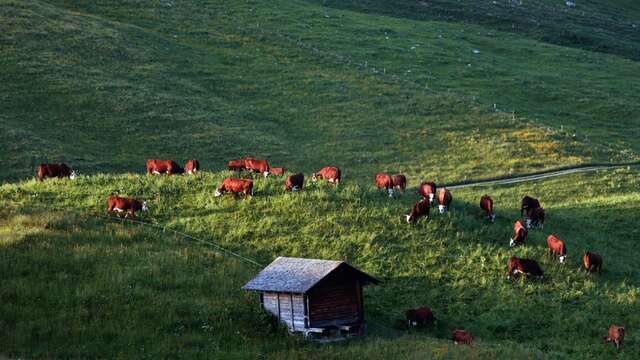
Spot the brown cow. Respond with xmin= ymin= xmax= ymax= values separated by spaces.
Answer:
xmin=452 ymin=329 xmax=474 ymax=345
xmin=215 ymin=178 xmax=253 ymax=197
xmin=244 ymin=158 xmax=270 ymax=177
xmin=36 ymin=163 xmax=76 ymax=181
xmin=521 ymin=195 xmax=541 ymax=217
xmin=437 ymin=188 xmax=452 ymax=214
xmin=406 ymin=198 xmax=430 ymax=224
xmin=405 ymin=307 xmax=435 ymax=327
xmin=375 ymin=173 xmax=394 ymax=197
xmin=547 ymin=235 xmax=567 ymax=263
xmin=312 ymin=166 xmax=341 ymax=184
xmin=285 ymin=173 xmax=304 ymax=192
xmin=507 ymin=256 xmax=544 ymax=280
xmin=418 ymin=181 xmax=436 ymax=203
xmin=392 ymin=174 xmax=407 ymax=192
xmin=146 ymin=159 xmax=182 ymax=175
xmin=228 ymin=159 xmax=246 ymax=172
xmin=603 ymin=325 xmax=625 ymax=351
xmin=509 ymin=220 xmax=528 ymax=247
xmin=479 ymin=195 xmax=495 ymax=222
xmin=107 ymin=195 xmax=148 ymax=219
xmin=583 ymin=251 xmax=603 ymax=273
xmin=526 ymin=207 xmax=545 ymax=229
xmin=184 ymin=159 xmax=200 ymax=174
xmin=269 ymin=167 xmax=285 ymax=176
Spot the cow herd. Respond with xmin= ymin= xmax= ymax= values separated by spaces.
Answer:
xmin=34 ymin=160 xmax=624 ymax=351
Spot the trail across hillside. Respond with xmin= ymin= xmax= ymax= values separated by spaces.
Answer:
xmin=444 ymin=162 xmax=640 ymax=189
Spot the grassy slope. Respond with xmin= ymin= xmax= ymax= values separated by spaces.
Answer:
xmin=1 ymin=169 xmax=638 ymax=358
xmin=1 ymin=0 xmax=639 ymax=183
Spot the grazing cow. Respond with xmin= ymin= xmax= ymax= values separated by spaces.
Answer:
xmin=526 ymin=207 xmax=545 ymax=229
xmin=547 ymin=235 xmax=567 ymax=263
xmin=285 ymin=173 xmax=304 ymax=192
xmin=312 ymin=166 xmax=341 ymax=184
xmin=603 ymin=325 xmax=625 ymax=351
xmin=107 ymin=195 xmax=148 ymax=219
xmin=521 ymin=195 xmax=541 ymax=217
xmin=244 ymin=158 xmax=270 ymax=177
xmin=509 ymin=220 xmax=528 ymax=247
xmin=452 ymin=329 xmax=474 ymax=345
xmin=184 ymin=159 xmax=200 ymax=174
xmin=507 ymin=256 xmax=544 ymax=280
xmin=146 ymin=159 xmax=182 ymax=175
xmin=437 ymin=188 xmax=452 ymax=214
xmin=406 ymin=198 xmax=430 ymax=224
xmin=392 ymin=174 xmax=407 ymax=192
xmin=36 ymin=163 xmax=76 ymax=181
xmin=583 ymin=251 xmax=603 ymax=273
xmin=418 ymin=181 xmax=436 ymax=203
xmin=479 ymin=195 xmax=495 ymax=222
xmin=375 ymin=173 xmax=394 ymax=197
xmin=269 ymin=167 xmax=285 ymax=176
xmin=215 ymin=178 xmax=253 ymax=197
xmin=405 ymin=307 xmax=435 ymax=327
xmin=228 ymin=159 xmax=246 ymax=172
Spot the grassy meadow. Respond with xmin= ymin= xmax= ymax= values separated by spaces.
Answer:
xmin=2 ymin=0 xmax=640 ymax=358
xmin=1 ymin=169 xmax=639 ymax=358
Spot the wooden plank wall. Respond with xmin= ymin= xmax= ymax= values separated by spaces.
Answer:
xmin=262 ymin=292 xmax=306 ymax=330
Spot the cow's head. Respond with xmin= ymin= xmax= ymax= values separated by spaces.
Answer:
xmin=69 ymin=170 xmax=77 ymax=180
xmin=438 ymin=205 xmax=446 ymax=214
xmin=525 ymin=218 xmax=532 ymax=229
xmin=559 ymin=255 xmax=566 ymax=264
xmin=142 ymin=201 xmax=148 ymax=211
xmin=263 ymin=171 xmax=269 ymax=177
xmin=311 ymin=173 xmax=318 ymax=182
xmin=387 ymin=188 xmax=394 ymax=198
xmin=429 ymin=193 xmax=434 ymax=203
xmin=292 ymin=186 xmax=299 ymax=192
xmin=509 ymin=237 xmax=516 ymax=248
xmin=490 ymin=212 xmax=496 ymax=222
xmin=214 ymin=190 xmax=222 ymax=197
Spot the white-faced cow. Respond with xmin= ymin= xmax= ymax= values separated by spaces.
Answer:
xmin=509 ymin=220 xmax=528 ymax=247
xmin=526 ymin=207 xmax=545 ymax=229
xmin=603 ymin=325 xmax=625 ymax=351
xmin=244 ymin=158 xmax=270 ymax=177
xmin=437 ymin=188 xmax=452 ymax=214
xmin=521 ymin=195 xmax=541 ymax=217
xmin=375 ymin=173 xmax=394 ymax=197
xmin=392 ymin=174 xmax=407 ymax=192
xmin=107 ymin=195 xmax=148 ymax=219
xmin=507 ymin=256 xmax=544 ymax=280
xmin=215 ymin=178 xmax=253 ymax=197
xmin=583 ymin=251 xmax=602 ymax=273
xmin=480 ymin=195 xmax=495 ymax=222
xmin=418 ymin=181 xmax=436 ymax=203
xmin=547 ymin=235 xmax=567 ymax=263
xmin=146 ymin=159 xmax=182 ymax=175
xmin=285 ymin=173 xmax=304 ymax=192
xmin=312 ymin=166 xmax=341 ymax=184
xmin=406 ymin=198 xmax=430 ymax=224
xmin=406 ymin=307 xmax=435 ymax=328
xmin=36 ymin=163 xmax=76 ymax=181
xmin=184 ymin=159 xmax=200 ymax=174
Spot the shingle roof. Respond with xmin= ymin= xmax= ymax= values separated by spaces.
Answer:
xmin=242 ymin=257 xmax=380 ymax=293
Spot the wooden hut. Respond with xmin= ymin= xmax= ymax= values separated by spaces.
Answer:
xmin=243 ymin=257 xmax=380 ymax=338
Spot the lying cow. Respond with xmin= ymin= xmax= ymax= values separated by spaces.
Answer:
xmin=547 ymin=235 xmax=567 ymax=263
xmin=269 ymin=167 xmax=285 ymax=176
xmin=392 ymin=174 xmax=407 ymax=192
xmin=583 ymin=251 xmax=603 ymax=273
xmin=36 ymin=163 xmax=76 ymax=181
xmin=480 ymin=195 xmax=495 ymax=222
xmin=418 ymin=181 xmax=436 ymax=203
xmin=146 ymin=159 xmax=182 ymax=175
xmin=107 ymin=195 xmax=148 ymax=219
xmin=452 ymin=329 xmax=474 ymax=345
xmin=437 ymin=188 xmax=452 ymax=214
xmin=215 ymin=178 xmax=253 ymax=197
xmin=312 ymin=166 xmax=341 ymax=184
xmin=507 ymin=256 xmax=544 ymax=280
xmin=184 ymin=159 xmax=200 ymax=174
xmin=375 ymin=173 xmax=394 ymax=197
xmin=526 ymin=207 xmax=545 ymax=229
xmin=285 ymin=173 xmax=304 ymax=192
xmin=228 ymin=159 xmax=246 ymax=172
xmin=406 ymin=307 xmax=435 ymax=327
xmin=406 ymin=198 xmax=430 ymax=224
xmin=509 ymin=220 xmax=528 ymax=247
xmin=244 ymin=158 xmax=270 ymax=177
xmin=603 ymin=325 xmax=625 ymax=351
xmin=521 ymin=195 xmax=541 ymax=217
